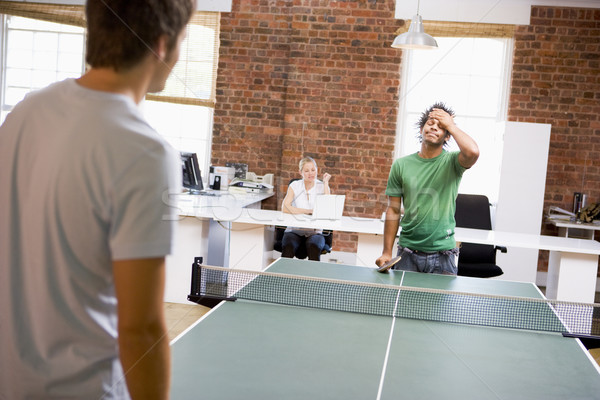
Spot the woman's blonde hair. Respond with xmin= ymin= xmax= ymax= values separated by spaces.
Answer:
xmin=298 ymin=156 xmax=317 ymax=172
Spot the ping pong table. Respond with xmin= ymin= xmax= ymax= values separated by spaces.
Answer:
xmin=171 ymin=258 xmax=600 ymax=399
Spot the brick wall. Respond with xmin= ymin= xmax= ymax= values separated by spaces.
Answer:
xmin=213 ymin=0 xmax=404 ymax=252
xmin=213 ymin=2 xmax=600 ymax=263
xmin=212 ymin=0 xmax=293 ymax=210
xmin=508 ymin=6 xmax=600 ymax=271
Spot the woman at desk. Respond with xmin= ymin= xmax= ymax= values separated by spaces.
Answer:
xmin=281 ymin=156 xmax=332 ymax=261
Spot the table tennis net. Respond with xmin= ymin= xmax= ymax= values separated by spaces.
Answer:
xmin=190 ymin=265 xmax=600 ymax=339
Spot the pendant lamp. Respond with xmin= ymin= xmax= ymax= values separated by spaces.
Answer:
xmin=391 ymin=1 xmax=438 ymax=50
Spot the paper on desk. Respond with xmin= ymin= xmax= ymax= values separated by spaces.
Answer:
xmin=548 ymin=206 xmax=575 ymax=217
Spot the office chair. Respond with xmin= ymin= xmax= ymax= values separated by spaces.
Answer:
xmin=454 ymin=194 xmax=506 ymax=278
xmin=273 ymin=178 xmax=333 ymax=259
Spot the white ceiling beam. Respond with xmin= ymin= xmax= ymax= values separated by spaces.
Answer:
xmin=395 ymin=0 xmax=600 ymax=25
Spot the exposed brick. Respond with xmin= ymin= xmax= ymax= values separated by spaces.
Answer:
xmin=214 ymin=2 xmax=599 ymax=266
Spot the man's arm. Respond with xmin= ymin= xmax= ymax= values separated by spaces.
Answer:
xmin=113 ymin=257 xmax=170 ymax=400
xmin=430 ymin=108 xmax=479 ymax=168
xmin=448 ymin=123 xmax=479 ymax=168
xmin=376 ymin=196 xmax=402 ymax=267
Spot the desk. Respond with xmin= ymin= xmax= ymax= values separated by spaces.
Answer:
xmin=179 ymin=208 xmax=600 ymax=303
xmin=164 ymin=192 xmax=273 ymax=303
xmin=454 ymin=228 xmax=600 ymax=303
xmin=547 ymin=218 xmax=600 ymax=240
xmin=171 ymin=259 xmax=600 ymax=399
xmin=175 ymin=191 xmax=273 ymax=215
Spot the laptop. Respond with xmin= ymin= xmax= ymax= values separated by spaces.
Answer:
xmin=311 ymin=194 xmax=345 ymax=220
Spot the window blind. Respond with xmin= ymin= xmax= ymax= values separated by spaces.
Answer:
xmin=0 ymin=1 xmax=219 ymax=107
xmin=395 ymin=20 xmax=515 ymax=38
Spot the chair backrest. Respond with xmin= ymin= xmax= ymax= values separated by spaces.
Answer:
xmin=454 ymin=194 xmax=492 ymax=230
xmin=454 ymin=194 xmax=496 ymax=265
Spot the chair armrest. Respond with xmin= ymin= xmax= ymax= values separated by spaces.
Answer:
xmin=322 ymin=230 xmax=333 ymax=251
xmin=495 ymin=245 xmax=508 ymax=253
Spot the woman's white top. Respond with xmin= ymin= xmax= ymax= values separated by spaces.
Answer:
xmin=284 ymin=178 xmax=325 ymax=236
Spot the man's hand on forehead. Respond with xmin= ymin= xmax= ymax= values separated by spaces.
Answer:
xmin=428 ymin=108 xmax=455 ymax=130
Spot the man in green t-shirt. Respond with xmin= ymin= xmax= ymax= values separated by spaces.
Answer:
xmin=376 ymin=102 xmax=479 ymax=274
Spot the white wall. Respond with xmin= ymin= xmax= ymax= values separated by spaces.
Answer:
xmin=495 ymin=121 xmax=551 ymax=283
xmin=395 ymin=0 xmax=600 ymax=24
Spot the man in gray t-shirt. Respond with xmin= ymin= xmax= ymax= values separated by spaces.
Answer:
xmin=0 ymin=1 xmax=195 ymax=399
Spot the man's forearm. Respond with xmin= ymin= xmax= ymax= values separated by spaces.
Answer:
xmin=382 ymin=215 xmax=400 ymax=256
xmin=119 ymin=324 xmax=171 ymax=400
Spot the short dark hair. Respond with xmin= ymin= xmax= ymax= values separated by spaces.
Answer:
xmin=85 ymin=0 xmax=195 ymax=71
xmin=416 ymin=101 xmax=455 ymax=148
xmin=417 ymin=101 xmax=455 ymax=130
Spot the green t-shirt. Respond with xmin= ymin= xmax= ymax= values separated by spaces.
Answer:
xmin=385 ymin=151 xmax=466 ymax=252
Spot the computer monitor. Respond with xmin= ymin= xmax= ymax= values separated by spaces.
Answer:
xmin=180 ymin=152 xmax=203 ymax=193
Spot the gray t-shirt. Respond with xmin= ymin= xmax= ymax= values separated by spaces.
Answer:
xmin=0 ymin=79 xmax=180 ymax=399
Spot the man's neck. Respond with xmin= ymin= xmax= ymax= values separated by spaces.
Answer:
xmin=76 ymin=65 xmax=152 ymax=104
xmin=418 ymin=142 xmax=444 ymax=159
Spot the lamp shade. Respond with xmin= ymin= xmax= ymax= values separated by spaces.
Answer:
xmin=391 ymin=14 xmax=438 ymax=50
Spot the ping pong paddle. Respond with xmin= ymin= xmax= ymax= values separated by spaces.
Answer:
xmin=377 ymin=255 xmax=401 ymax=273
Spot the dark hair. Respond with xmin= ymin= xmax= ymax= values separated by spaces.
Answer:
xmin=85 ymin=0 xmax=195 ymax=71
xmin=416 ymin=101 xmax=455 ymax=148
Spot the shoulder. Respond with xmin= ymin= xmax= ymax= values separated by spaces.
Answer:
xmin=425 ymin=150 xmax=459 ymax=165
xmin=391 ymin=153 xmax=418 ymax=171
xmin=444 ymin=150 xmax=464 ymax=168
xmin=444 ymin=150 xmax=460 ymax=159
xmin=433 ymin=150 xmax=466 ymax=176
xmin=8 ymin=79 xmax=69 ymax=114
xmin=395 ymin=152 xmax=419 ymax=164
xmin=289 ymin=179 xmax=304 ymax=192
xmin=86 ymin=107 xmax=176 ymax=187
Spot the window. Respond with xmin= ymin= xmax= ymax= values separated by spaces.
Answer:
xmin=397 ymin=37 xmax=513 ymax=203
xmin=0 ymin=10 xmax=220 ymax=179
xmin=141 ymin=101 xmax=214 ymax=175
xmin=0 ymin=15 xmax=85 ymax=123
xmin=142 ymin=16 xmax=220 ymax=178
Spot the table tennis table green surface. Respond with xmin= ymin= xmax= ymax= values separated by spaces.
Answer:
xmin=170 ymin=258 xmax=600 ymax=400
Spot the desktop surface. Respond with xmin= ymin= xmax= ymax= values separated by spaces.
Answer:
xmin=176 ymin=191 xmax=274 ymax=217
xmin=182 ymin=188 xmax=222 ymax=196
xmin=170 ymin=259 xmax=600 ymax=400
